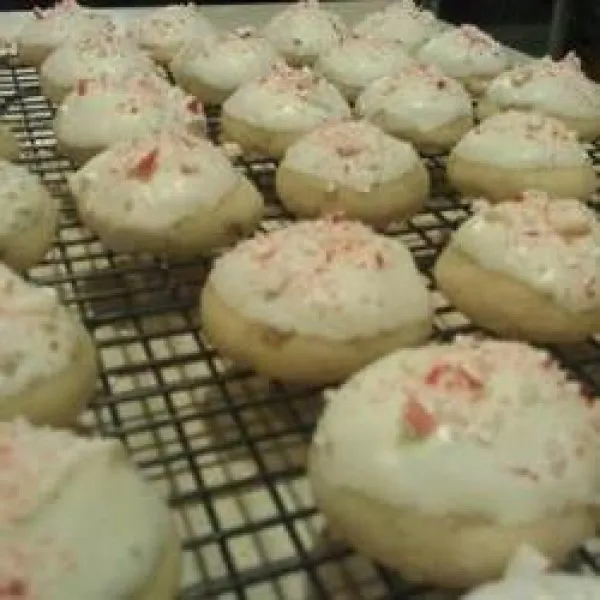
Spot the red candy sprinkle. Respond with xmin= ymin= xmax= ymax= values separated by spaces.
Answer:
xmin=76 ymin=79 xmax=89 ymax=96
xmin=128 ymin=148 xmax=159 ymax=181
xmin=187 ymin=98 xmax=202 ymax=114
xmin=424 ymin=362 xmax=483 ymax=392
xmin=0 ymin=578 xmax=27 ymax=598
xmin=403 ymin=397 xmax=437 ymax=438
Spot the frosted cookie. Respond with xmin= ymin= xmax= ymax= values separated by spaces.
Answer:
xmin=447 ymin=111 xmax=596 ymax=202
xmin=15 ymin=0 xmax=115 ymax=67
xmin=0 ymin=419 xmax=180 ymax=599
xmin=315 ymin=34 xmax=414 ymax=101
xmin=171 ymin=27 xmax=280 ymax=105
xmin=418 ymin=25 xmax=510 ymax=95
xmin=309 ymin=336 xmax=600 ymax=588
xmin=480 ymin=53 xmax=600 ymax=142
xmin=262 ymin=0 xmax=346 ymax=67
xmin=54 ymin=72 xmax=206 ymax=165
xmin=0 ymin=266 xmax=96 ymax=426
xmin=0 ymin=160 xmax=58 ymax=271
xmin=276 ymin=120 xmax=429 ymax=227
xmin=435 ymin=191 xmax=600 ymax=343
xmin=463 ymin=573 xmax=600 ymax=599
xmin=0 ymin=123 xmax=20 ymax=161
xmin=353 ymin=0 xmax=441 ymax=52
xmin=132 ymin=3 xmax=217 ymax=66
xmin=356 ymin=63 xmax=474 ymax=153
xmin=69 ymin=131 xmax=264 ymax=259
xmin=40 ymin=31 xmax=161 ymax=104
xmin=201 ymin=218 xmax=433 ymax=385
xmin=221 ymin=63 xmax=351 ymax=158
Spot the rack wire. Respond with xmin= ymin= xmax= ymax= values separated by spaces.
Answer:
xmin=1 ymin=53 xmax=599 ymax=600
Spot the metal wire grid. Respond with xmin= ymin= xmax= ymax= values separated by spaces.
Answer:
xmin=1 ymin=56 xmax=600 ymax=600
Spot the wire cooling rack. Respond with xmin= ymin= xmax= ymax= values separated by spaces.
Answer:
xmin=1 ymin=55 xmax=600 ymax=600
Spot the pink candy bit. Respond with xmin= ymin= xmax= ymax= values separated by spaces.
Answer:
xmin=128 ymin=147 xmax=159 ymax=181
xmin=186 ymin=98 xmax=203 ymax=115
xmin=402 ymin=396 xmax=438 ymax=439
xmin=424 ymin=362 xmax=483 ymax=394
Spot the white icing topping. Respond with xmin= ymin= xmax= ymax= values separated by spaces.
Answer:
xmin=40 ymin=31 xmax=160 ymax=97
xmin=451 ymin=191 xmax=600 ymax=313
xmin=17 ymin=0 xmax=116 ymax=56
xmin=356 ymin=62 xmax=473 ymax=132
xmin=209 ymin=218 xmax=432 ymax=340
xmin=262 ymin=0 xmax=346 ymax=63
xmin=418 ymin=24 xmax=509 ymax=80
xmin=54 ymin=73 xmax=205 ymax=152
xmin=485 ymin=53 xmax=600 ymax=121
xmin=281 ymin=120 xmax=422 ymax=192
xmin=69 ymin=131 xmax=240 ymax=230
xmin=0 ymin=419 xmax=171 ymax=599
xmin=171 ymin=29 xmax=280 ymax=98
xmin=0 ymin=266 xmax=83 ymax=398
xmin=223 ymin=63 xmax=351 ymax=131
xmin=132 ymin=3 xmax=217 ymax=62
xmin=353 ymin=0 xmax=441 ymax=51
xmin=0 ymin=160 xmax=56 ymax=244
xmin=316 ymin=34 xmax=414 ymax=96
xmin=452 ymin=110 xmax=590 ymax=168
xmin=313 ymin=337 xmax=600 ymax=524
xmin=463 ymin=574 xmax=600 ymax=599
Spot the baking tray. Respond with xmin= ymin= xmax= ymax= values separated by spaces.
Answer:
xmin=1 ymin=52 xmax=599 ymax=599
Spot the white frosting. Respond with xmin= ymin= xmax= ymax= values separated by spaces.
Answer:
xmin=69 ymin=131 xmax=240 ymax=230
xmin=451 ymin=191 xmax=600 ymax=313
xmin=281 ymin=120 xmax=422 ymax=192
xmin=463 ymin=574 xmax=600 ymax=599
xmin=316 ymin=34 xmax=414 ymax=96
xmin=40 ymin=31 xmax=160 ymax=98
xmin=17 ymin=0 xmax=116 ymax=57
xmin=452 ymin=110 xmax=590 ymax=168
xmin=54 ymin=73 xmax=205 ymax=152
xmin=262 ymin=0 xmax=346 ymax=63
xmin=353 ymin=0 xmax=441 ymax=51
xmin=0 ymin=266 xmax=84 ymax=398
xmin=171 ymin=28 xmax=280 ymax=99
xmin=0 ymin=160 xmax=57 ymax=245
xmin=209 ymin=218 xmax=432 ymax=340
xmin=418 ymin=24 xmax=509 ymax=80
xmin=312 ymin=337 xmax=600 ymax=524
xmin=0 ymin=419 xmax=171 ymax=599
xmin=223 ymin=63 xmax=351 ymax=131
xmin=356 ymin=62 xmax=473 ymax=132
xmin=485 ymin=53 xmax=600 ymax=121
xmin=132 ymin=3 xmax=217 ymax=63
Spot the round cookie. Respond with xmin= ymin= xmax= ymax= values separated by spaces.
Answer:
xmin=315 ymin=34 xmax=414 ymax=101
xmin=131 ymin=3 xmax=217 ymax=66
xmin=0 ymin=160 xmax=58 ymax=271
xmin=201 ymin=218 xmax=433 ymax=385
xmin=418 ymin=25 xmax=510 ymax=95
xmin=221 ymin=63 xmax=351 ymax=158
xmin=171 ymin=27 xmax=280 ymax=105
xmin=54 ymin=72 xmax=206 ymax=165
xmin=479 ymin=53 xmax=600 ymax=142
xmin=356 ymin=62 xmax=474 ymax=153
xmin=40 ymin=31 xmax=161 ymax=105
xmin=463 ymin=573 xmax=600 ymax=599
xmin=262 ymin=0 xmax=346 ymax=67
xmin=0 ymin=419 xmax=180 ymax=599
xmin=447 ymin=111 xmax=596 ymax=202
xmin=434 ymin=191 xmax=600 ymax=343
xmin=353 ymin=0 xmax=442 ymax=52
xmin=276 ymin=120 xmax=429 ymax=227
xmin=15 ymin=0 xmax=115 ymax=67
xmin=0 ymin=266 xmax=97 ymax=426
xmin=69 ymin=130 xmax=264 ymax=260
xmin=0 ymin=123 xmax=20 ymax=161
xmin=309 ymin=336 xmax=600 ymax=588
